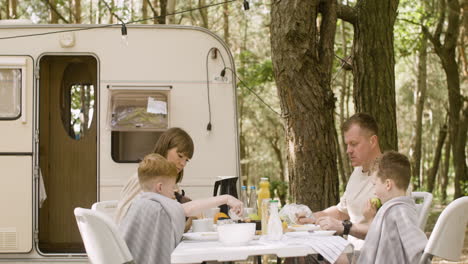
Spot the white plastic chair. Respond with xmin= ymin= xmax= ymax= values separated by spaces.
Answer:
xmin=74 ymin=207 xmax=134 ymax=264
xmin=412 ymin=191 xmax=433 ymax=230
xmin=91 ymin=200 xmax=119 ymax=221
xmin=419 ymin=196 xmax=468 ymax=264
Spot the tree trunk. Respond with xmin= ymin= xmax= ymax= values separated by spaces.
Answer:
xmin=352 ymin=0 xmax=399 ymax=151
xmin=427 ymin=124 xmax=448 ymax=192
xmin=50 ymin=0 xmax=58 ymax=23
xmin=108 ymin=0 xmax=114 ymax=24
xmin=166 ymin=0 xmax=176 ymax=24
xmin=223 ymin=1 xmax=230 ymax=46
xmin=75 ymin=0 xmax=81 ymax=23
xmin=158 ymin=0 xmax=167 ymax=24
xmin=339 ymin=13 xmax=352 ymax=179
xmin=6 ymin=0 xmax=10 ymax=19
xmin=142 ymin=0 xmax=148 ymax=24
xmin=271 ymin=0 xmax=339 ymax=211
xmin=411 ymin=32 xmax=428 ymax=190
xmin=198 ymin=0 xmax=208 ymax=28
xmin=335 ymin=126 xmax=347 ymax=187
xmin=425 ymin=0 xmax=466 ymax=198
xmin=11 ymin=0 xmax=17 ymax=18
xmin=440 ymin=132 xmax=450 ymax=202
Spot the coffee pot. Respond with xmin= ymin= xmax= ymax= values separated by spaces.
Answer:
xmin=213 ymin=176 xmax=239 ymax=214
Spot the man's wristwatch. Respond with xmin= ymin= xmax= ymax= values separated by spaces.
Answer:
xmin=342 ymin=220 xmax=352 ymax=236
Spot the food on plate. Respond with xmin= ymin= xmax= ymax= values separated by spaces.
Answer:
xmin=214 ymin=212 xmax=229 ymax=223
xmin=248 ymin=214 xmax=260 ymax=220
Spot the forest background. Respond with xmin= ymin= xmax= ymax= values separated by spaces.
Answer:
xmin=1 ymin=0 xmax=466 ymax=256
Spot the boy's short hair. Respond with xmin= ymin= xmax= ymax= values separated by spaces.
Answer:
xmin=138 ymin=153 xmax=178 ymax=191
xmin=342 ymin=112 xmax=379 ymax=136
xmin=377 ymin=151 xmax=411 ymax=190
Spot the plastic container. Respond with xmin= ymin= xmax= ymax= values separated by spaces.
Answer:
xmin=248 ymin=186 xmax=258 ymax=212
xmin=240 ymin=186 xmax=248 ymax=206
xmin=257 ymin=177 xmax=271 ymax=220
xmin=267 ymin=200 xmax=283 ymax=241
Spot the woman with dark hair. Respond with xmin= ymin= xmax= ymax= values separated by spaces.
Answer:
xmin=115 ymin=127 xmax=195 ymax=224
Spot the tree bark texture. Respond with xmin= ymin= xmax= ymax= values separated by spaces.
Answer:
xmin=427 ymin=124 xmax=447 ymax=192
xmin=352 ymin=0 xmax=399 ymax=151
xmin=271 ymin=0 xmax=339 ymax=211
xmin=411 ymin=33 xmax=428 ymax=190
xmin=424 ymin=0 xmax=466 ymax=198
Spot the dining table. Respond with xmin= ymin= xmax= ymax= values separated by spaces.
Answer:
xmin=171 ymin=231 xmax=354 ymax=264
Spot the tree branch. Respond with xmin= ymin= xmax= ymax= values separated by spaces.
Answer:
xmin=43 ymin=0 xmax=70 ymax=23
xmin=146 ymin=0 xmax=159 ymax=18
xmin=337 ymin=3 xmax=356 ymax=25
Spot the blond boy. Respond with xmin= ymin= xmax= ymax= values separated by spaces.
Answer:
xmin=120 ymin=154 xmax=243 ymax=264
xmin=358 ymin=151 xmax=427 ymax=264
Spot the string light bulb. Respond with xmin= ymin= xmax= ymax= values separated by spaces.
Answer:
xmin=121 ymin=23 xmax=128 ymax=46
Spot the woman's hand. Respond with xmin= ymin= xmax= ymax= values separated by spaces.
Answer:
xmin=363 ymin=199 xmax=377 ymax=223
xmin=225 ymin=195 xmax=243 ymax=216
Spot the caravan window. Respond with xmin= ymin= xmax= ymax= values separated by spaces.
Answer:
xmin=108 ymin=87 xmax=170 ymax=163
xmin=0 ymin=69 xmax=22 ymax=119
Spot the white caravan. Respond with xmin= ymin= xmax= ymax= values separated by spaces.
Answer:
xmin=0 ymin=22 xmax=240 ymax=262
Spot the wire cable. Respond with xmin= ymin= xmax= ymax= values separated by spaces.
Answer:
xmin=223 ymin=67 xmax=282 ymax=117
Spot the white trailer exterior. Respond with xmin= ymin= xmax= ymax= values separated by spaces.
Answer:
xmin=0 ymin=23 xmax=240 ymax=262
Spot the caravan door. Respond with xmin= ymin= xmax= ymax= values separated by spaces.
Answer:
xmin=38 ymin=55 xmax=98 ymax=253
xmin=0 ymin=56 xmax=34 ymax=253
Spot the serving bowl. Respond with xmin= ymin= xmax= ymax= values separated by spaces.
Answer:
xmin=217 ymin=223 xmax=256 ymax=246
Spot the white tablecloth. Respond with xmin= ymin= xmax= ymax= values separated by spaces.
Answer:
xmin=171 ymin=233 xmax=353 ymax=264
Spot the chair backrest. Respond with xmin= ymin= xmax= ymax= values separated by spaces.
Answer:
xmin=419 ymin=196 xmax=468 ymax=264
xmin=411 ymin=191 xmax=433 ymax=230
xmin=74 ymin=207 xmax=134 ymax=264
xmin=91 ymin=200 xmax=119 ymax=221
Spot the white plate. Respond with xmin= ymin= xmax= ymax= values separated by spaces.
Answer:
xmin=289 ymin=224 xmax=320 ymax=232
xmin=182 ymin=232 xmax=218 ymax=241
xmin=310 ymin=230 xmax=336 ymax=236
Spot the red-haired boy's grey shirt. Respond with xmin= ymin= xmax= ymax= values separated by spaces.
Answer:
xmin=358 ymin=196 xmax=427 ymax=264
xmin=120 ymin=192 xmax=185 ymax=264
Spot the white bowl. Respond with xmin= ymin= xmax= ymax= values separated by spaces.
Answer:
xmin=217 ymin=223 xmax=256 ymax=246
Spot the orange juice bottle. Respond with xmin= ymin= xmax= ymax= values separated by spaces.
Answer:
xmin=257 ymin=177 xmax=271 ymax=220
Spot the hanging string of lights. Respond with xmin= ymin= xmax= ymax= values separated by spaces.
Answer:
xmin=0 ymin=0 xmax=247 ymax=41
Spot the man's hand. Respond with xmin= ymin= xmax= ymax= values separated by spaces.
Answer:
xmin=317 ymin=216 xmax=345 ymax=235
xmin=363 ymin=199 xmax=377 ymax=223
xmin=296 ymin=212 xmax=316 ymax=224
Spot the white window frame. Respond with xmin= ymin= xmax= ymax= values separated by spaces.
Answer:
xmin=107 ymin=85 xmax=171 ymax=131
xmin=0 ymin=57 xmax=27 ymax=123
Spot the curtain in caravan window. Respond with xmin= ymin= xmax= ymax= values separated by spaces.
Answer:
xmin=0 ymin=69 xmax=21 ymax=119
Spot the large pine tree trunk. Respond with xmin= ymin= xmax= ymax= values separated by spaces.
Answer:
xmin=271 ymin=0 xmax=339 ymax=211
xmin=412 ymin=33 xmax=428 ymax=189
xmin=352 ymin=0 xmax=399 ymax=151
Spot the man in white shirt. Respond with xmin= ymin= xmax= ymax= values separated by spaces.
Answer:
xmin=298 ymin=113 xmax=382 ymax=249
